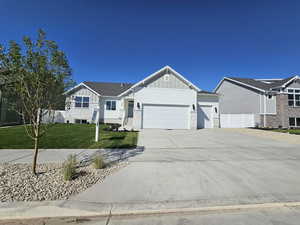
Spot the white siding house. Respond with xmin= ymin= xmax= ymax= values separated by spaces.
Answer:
xmin=63 ymin=66 xmax=220 ymax=130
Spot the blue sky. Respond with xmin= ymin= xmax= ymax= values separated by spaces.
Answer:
xmin=1 ymin=0 xmax=300 ymax=91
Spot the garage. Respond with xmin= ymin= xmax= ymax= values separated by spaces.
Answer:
xmin=142 ymin=104 xmax=189 ymax=129
xmin=197 ymin=105 xmax=212 ymax=128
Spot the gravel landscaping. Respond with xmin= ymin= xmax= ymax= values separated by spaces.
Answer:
xmin=0 ymin=162 xmax=128 ymax=202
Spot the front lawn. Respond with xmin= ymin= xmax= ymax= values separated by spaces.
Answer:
xmin=271 ymin=129 xmax=300 ymax=135
xmin=0 ymin=124 xmax=138 ymax=149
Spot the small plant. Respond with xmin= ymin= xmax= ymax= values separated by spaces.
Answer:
xmin=104 ymin=123 xmax=122 ymax=131
xmin=93 ymin=154 xmax=105 ymax=169
xmin=63 ymin=154 xmax=77 ymax=181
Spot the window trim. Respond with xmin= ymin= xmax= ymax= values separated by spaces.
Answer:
xmin=287 ymin=88 xmax=300 ymax=107
xmin=74 ymin=96 xmax=90 ymax=108
xmin=75 ymin=119 xmax=88 ymax=124
xmin=289 ymin=117 xmax=300 ymax=127
xmin=105 ymin=100 xmax=117 ymax=111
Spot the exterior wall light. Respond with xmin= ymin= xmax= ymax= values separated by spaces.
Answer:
xmin=192 ymin=104 xmax=195 ymax=111
xmin=137 ymin=102 xmax=140 ymax=109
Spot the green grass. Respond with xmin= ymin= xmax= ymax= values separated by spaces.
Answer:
xmin=0 ymin=124 xmax=138 ymax=149
xmin=271 ymin=129 xmax=300 ymax=135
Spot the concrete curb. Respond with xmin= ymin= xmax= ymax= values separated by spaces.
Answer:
xmin=1 ymin=201 xmax=300 ymax=220
xmin=110 ymin=201 xmax=300 ymax=216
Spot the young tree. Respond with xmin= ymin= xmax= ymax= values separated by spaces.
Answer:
xmin=0 ymin=29 xmax=74 ymax=175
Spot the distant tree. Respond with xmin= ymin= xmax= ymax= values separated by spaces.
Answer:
xmin=0 ymin=29 xmax=75 ymax=175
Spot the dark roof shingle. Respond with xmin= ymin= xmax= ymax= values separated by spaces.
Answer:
xmin=198 ymin=90 xmax=217 ymax=95
xmin=83 ymin=81 xmax=134 ymax=96
xmin=227 ymin=76 xmax=296 ymax=91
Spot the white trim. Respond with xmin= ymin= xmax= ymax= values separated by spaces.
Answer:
xmin=214 ymin=78 xmax=226 ymax=92
xmin=282 ymin=76 xmax=299 ymax=88
xmin=118 ymin=66 xmax=201 ymax=97
xmin=105 ymin=100 xmax=117 ymax=111
xmin=255 ymin=78 xmax=283 ymax=81
xmin=270 ymin=76 xmax=300 ymax=89
xmin=64 ymin=82 xmax=101 ymax=96
xmin=287 ymin=88 xmax=300 ymax=107
xmin=214 ymin=77 xmax=266 ymax=93
xmin=74 ymin=95 xmax=90 ymax=108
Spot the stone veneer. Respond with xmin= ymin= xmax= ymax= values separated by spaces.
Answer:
xmin=261 ymin=94 xmax=300 ymax=128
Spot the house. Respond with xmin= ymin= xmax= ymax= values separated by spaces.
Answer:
xmin=64 ymin=66 xmax=219 ymax=130
xmin=215 ymin=75 xmax=300 ymax=128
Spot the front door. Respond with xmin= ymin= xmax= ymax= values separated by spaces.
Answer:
xmin=128 ymin=101 xmax=134 ymax=118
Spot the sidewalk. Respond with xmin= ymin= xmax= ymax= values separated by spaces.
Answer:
xmin=0 ymin=148 xmax=143 ymax=164
xmin=2 ymin=199 xmax=300 ymax=220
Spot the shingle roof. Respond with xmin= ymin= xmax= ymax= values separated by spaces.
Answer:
xmin=198 ymin=90 xmax=217 ymax=95
xmin=83 ymin=81 xmax=134 ymax=96
xmin=268 ymin=76 xmax=295 ymax=88
xmin=227 ymin=76 xmax=296 ymax=91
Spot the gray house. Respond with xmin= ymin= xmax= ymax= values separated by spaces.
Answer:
xmin=64 ymin=66 xmax=219 ymax=130
xmin=215 ymin=75 xmax=300 ymax=128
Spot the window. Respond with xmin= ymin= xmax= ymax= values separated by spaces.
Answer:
xmin=75 ymin=96 xmax=89 ymax=108
xmin=75 ymin=119 xmax=88 ymax=124
xmin=289 ymin=117 xmax=300 ymax=127
xmin=289 ymin=118 xmax=295 ymax=126
xmin=106 ymin=100 xmax=116 ymax=110
xmin=287 ymin=89 xmax=300 ymax=107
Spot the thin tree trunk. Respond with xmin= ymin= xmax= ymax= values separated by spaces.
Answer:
xmin=32 ymin=108 xmax=41 ymax=175
xmin=32 ymin=137 xmax=39 ymax=175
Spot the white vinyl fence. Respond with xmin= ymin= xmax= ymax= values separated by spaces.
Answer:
xmin=42 ymin=110 xmax=66 ymax=124
xmin=220 ymin=114 xmax=255 ymax=128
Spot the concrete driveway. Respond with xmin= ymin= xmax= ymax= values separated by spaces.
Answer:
xmin=73 ymin=129 xmax=300 ymax=207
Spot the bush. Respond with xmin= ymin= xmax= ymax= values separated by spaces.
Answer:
xmin=93 ymin=154 xmax=105 ymax=169
xmin=63 ymin=154 xmax=77 ymax=181
xmin=104 ymin=123 xmax=122 ymax=131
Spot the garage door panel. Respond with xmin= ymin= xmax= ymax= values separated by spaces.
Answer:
xmin=142 ymin=104 xmax=189 ymax=129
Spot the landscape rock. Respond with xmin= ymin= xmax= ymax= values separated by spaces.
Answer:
xmin=0 ymin=161 xmax=127 ymax=202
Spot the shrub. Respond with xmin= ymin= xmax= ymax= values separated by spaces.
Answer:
xmin=104 ymin=123 xmax=122 ymax=131
xmin=93 ymin=154 xmax=105 ymax=169
xmin=63 ymin=154 xmax=77 ymax=181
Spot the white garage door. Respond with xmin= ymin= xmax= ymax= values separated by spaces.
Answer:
xmin=142 ymin=104 xmax=189 ymax=129
xmin=220 ymin=114 xmax=255 ymax=128
xmin=197 ymin=105 xmax=212 ymax=128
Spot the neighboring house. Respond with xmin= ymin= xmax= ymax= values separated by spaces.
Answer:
xmin=64 ymin=66 xmax=219 ymax=130
xmin=215 ymin=75 xmax=300 ymax=128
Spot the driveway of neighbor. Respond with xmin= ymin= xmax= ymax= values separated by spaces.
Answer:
xmin=73 ymin=128 xmax=300 ymax=207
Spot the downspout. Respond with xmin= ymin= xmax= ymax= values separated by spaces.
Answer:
xmin=264 ymin=94 xmax=267 ymax=127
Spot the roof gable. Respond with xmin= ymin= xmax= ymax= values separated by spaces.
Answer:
xmin=215 ymin=75 xmax=299 ymax=93
xmin=64 ymin=82 xmax=134 ymax=96
xmin=83 ymin=82 xmax=133 ymax=96
xmin=118 ymin=66 xmax=201 ymax=97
